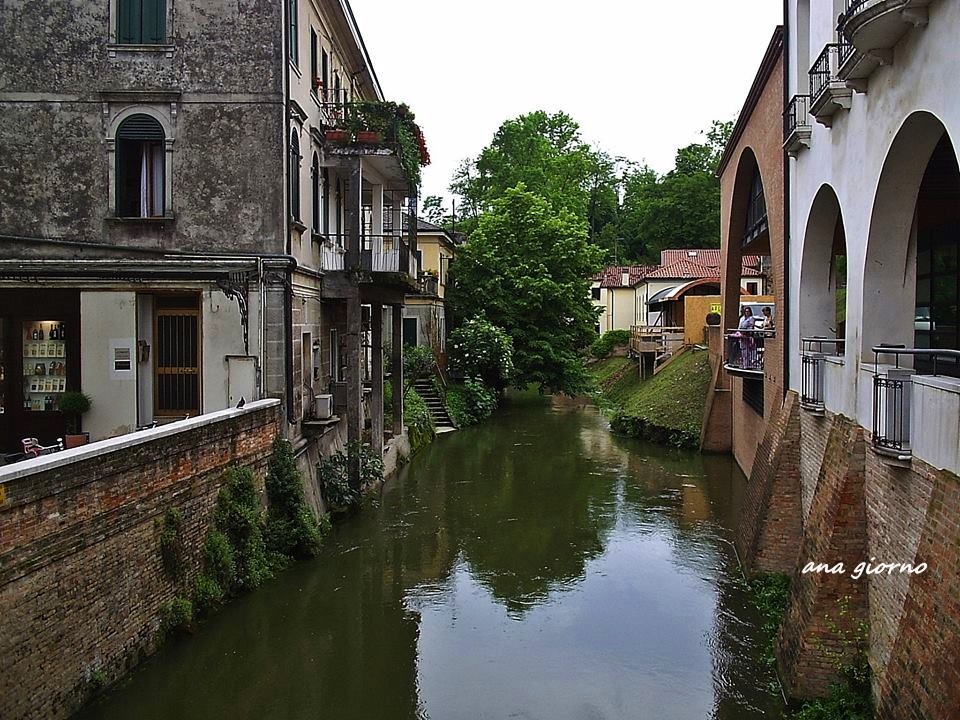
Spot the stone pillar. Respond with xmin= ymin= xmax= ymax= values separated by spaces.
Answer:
xmin=370 ymin=303 xmax=384 ymax=458
xmin=392 ymin=304 xmax=404 ymax=436
xmin=345 ymin=292 xmax=363 ymax=488
xmin=345 ymin=158 xmax=362 ymax=269
xmin=371 ymin=183 xmax=384 ymax=261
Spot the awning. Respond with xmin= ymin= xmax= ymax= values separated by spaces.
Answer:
xmin=646 ymin=278 xmax=721 ymax=306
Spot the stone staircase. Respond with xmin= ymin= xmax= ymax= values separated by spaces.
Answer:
xmin=413 ymin=379 xmax=456 ymax=432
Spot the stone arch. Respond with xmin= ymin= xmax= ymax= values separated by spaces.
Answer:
xmin=723 ymin=147 xmax=766 ymax=331
xmin=860 ymin=111 xmax=958 ymax=361
xmin=800 ymin=184 xmax=847 ymax=346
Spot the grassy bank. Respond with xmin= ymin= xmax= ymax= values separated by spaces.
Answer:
xmin=589 ymin=349 xmax=712 ymax=448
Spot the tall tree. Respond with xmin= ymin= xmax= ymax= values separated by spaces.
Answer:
xmin=448 ymin=185 xmax=605 ymax=395
xmin=451 ymin=111 xmax=620 ymax=245
xmin=617 ymin=119 xmax=733 ymax=262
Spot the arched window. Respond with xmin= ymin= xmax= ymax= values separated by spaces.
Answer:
xmin=117 ymin=0 xmax=166 ymax=44
xmin=311 ymin=153 xmax=320 ymax=233
xmin=116 ymin=114 xmax=165 ymax=218
xmin=289 ymin=132 xmax=301 ymax=221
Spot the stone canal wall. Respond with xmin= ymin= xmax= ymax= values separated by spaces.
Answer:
xmin=0 ymin=400 xmax=281 ymax=720
xmin=740 ymin=391 xmax=960 ymax=717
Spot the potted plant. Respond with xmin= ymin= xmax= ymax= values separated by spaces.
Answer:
xmin=59 ymin=391 xmax=91 ymax=448
xmin=313 ymin=76 xmax=323 ymax=92
xmin=355 ymin=129 xmax=383 ymax=144
xmin=325 ymin=128 xmax=350 ymax=144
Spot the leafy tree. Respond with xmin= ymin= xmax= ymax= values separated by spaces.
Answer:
xmin=448 ymin=185 xmax=604 ymax=394
xmin=421 ymin=195 xmax=447 ymax=225
xmin=618 ymin=119 xmax=733 ymax=262
xmin=451 ymin=111 xmax=620 ymax=245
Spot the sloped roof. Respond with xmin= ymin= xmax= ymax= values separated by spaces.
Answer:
xmin=644 ymin=259 xmax=721 ymax=280
xmin=595 ymin=265 xmax=657 ymax=288
xmin=659 ymin=248 xmax=764 ymax=270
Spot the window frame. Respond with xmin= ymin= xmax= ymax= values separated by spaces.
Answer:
xmin=290 ymin=131 xmax=302 ymax=222
xmin=105 ymin=105 xmax=174 ymax=221
xmin=113 ymin=0 xmax=169 ymax=46
xmin=288 ymin=0 xmax=299 ymax=68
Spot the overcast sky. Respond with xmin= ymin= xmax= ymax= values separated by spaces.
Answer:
xmin=349 ymin=0 xmax=784 ymax=205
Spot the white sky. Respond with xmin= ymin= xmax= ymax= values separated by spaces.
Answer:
xmin=349 ymin=0 xmax=784 ymax=205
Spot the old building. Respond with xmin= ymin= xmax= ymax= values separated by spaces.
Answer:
xmin=0 ymin=0 xmax=426 ymax=485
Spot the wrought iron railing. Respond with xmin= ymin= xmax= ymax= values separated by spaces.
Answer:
xmin=323 ymin=233 xmax=416 ymax=275
xmin=810 ymin=44 xmax=841 ymax=103
xmin=870 ymin=346 xmax=960 ymax=455
xmin=724 ymin=329 xmax=773 ymax=374
xmin=800 ymin=338 xmax=844 ymax=411
xmin=784 ymin=95 xmax=811 ymax=141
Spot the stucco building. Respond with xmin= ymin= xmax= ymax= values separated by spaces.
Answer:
xmin=0 ymin=0 xmax=424 ymax=487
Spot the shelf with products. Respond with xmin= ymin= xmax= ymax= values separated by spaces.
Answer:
xmin=21 ymin=320 xmax=69 ymax=413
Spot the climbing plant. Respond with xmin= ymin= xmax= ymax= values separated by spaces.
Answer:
xmin=264 ymin=436 xmax=323 ymax=559
xmin=156 ymin=507 xmax=185 ymax=580
xmin=317 ymin=442 xmax=384 ymax=511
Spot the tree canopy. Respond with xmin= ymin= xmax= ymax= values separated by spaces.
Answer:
xmin=448 ymin=186 xmax=604 ymax=395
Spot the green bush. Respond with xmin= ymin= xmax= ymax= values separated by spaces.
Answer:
xmin=405 ymin=388 xmax=436 ymax=453
xmin=590 ymin=329 xmax=631 ymax=359
xmin=318 ymin=442 xmax=384 ymax=511
xmin=794 ymin=683 xmax=873 ymax=720
xmin=264 ymin=436 xmax=322 ymax=559
xmin=157 ymin=507 xmax=184 ymax=580
xmin=404 ymin=345 xmax=436 ymax=390
xmin=213 ymin=467 xmax=271 ymax=591
xmin=445 ymin=378 xmax=498 ymax=427
xmin=191 ymin=574 xmax=223 ymax=617
xmin=164 ymin=597 xmax=193 ymax=631
xmin=449 ymin=319 xmax=515 ymax=389
xmin=203 ymin=530 xmax=235 ymax=592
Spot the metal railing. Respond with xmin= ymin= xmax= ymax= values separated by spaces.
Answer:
xmin=322 ymin=233 xmax=417 ymax=275
xmin=800 ymin=338 xmax=845 ymax=411
xmin=724 ymin=329 xmax=773 ymax=374
xmin=810 ymin=44 xmax=842 ymax=103
xmin=871 ymin=346 xmax=960 ymax=455
xmin=784 ymin=94 xmax=811 ymax=141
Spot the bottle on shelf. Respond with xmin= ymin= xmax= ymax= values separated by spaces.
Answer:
xmin=51 ymin=324 xmax=58 ymax=340
xmin=38 ymin=326 xmax=44 ymax=341
xmin=32 ymin=327 xmax=38 ymax=341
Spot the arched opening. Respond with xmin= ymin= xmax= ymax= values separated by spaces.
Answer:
xmin=861 ymin=112 xmax=959 ymax=374
xmin=115 ymin=114 xmax=165 ymax=218
xmin=800 ymin=185 xmax=847 ymax=348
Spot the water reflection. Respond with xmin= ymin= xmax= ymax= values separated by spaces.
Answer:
xmin=77 ymin=391 xmax=785 ymax=720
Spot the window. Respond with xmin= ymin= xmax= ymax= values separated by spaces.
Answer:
xmin=288 ymin=0 xmax=298 ymax=66
xmin=155 ymin=295 xmax=200 ymax=417
xmin=321 ymin=49 xmax=329 ymax=100
xmin=744 ymin=168 xmax=768 ymax=245
xmin=310 ymin=28 xmax=318 ymax=88
xmin=403 ymin=318 xmax=418 ymax=347
xmin=330 ymin=329 xmax=339 ymax=382
xmin=322 ymin=168 xmax=330 ymax=234
xmin=311 ymin=153 xmax=320 ymax=234
xmin=116 ymin=114 xmax=165 ymax=218
xmin=289 ymin=132 xmax=301 ymax=221
xmin=591 ymin=287 xmax=601 ymax=300
xmin=117 ymin=0 xmax=166 ymax=44
xmin=746 ymin=281 xmax=759 ymax=295
xmin=743 ymin=378 xmax=764 ymax=416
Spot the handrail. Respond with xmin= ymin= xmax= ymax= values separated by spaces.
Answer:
xmin=784 ymin=95 xmax=811 ymax=140
xmin=802 ymin=336 xmax=845 ymax=354
xmin=872 ymin=345 xmax=960 ymax=376
xmin=724 ymin=328 xmax=776 ymax=337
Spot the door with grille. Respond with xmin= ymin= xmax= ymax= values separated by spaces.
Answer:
xmin=154 ymin=295 xmax=201 ymax=417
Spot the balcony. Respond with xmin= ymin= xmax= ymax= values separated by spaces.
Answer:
xmin=723 ymin=329 xmax=773 ymax=378
xmin=809 ymin=44 xmax=853 ymax=126
xmin=842 ymin=0 xmax=931 ymax=67
xmin=871 ymin=346 xmax=960 ymax=466
xmin=320 ymin=101 xmax=429 ymax=191
xmin=800 ymin=338 xmax=846 ymax=413
xmin=835 ymin=32 xmax=884 ymax=89
xmin=784 ymin=95 xmax=812 ymax=157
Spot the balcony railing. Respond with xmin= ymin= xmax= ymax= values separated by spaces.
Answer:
xmin=323 ymin=234 xmax=417 ymax=276
xmin=871 ymin=346 xmax=960 ymax=457
xmin=809 ymin=44 xmax=854 ymax=125
xmin=810 ymin=44 xmax=841 ymax=102
xmin=784 ymin=95 xmax=813 ymax=156
xmin=724 ymin=329 xmax=773 ymax=376
xmin=800 ymin=338 xmax=845 ymax=411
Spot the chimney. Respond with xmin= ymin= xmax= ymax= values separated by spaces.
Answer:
xmin=621 ymin=271 xmax=630 ymax=287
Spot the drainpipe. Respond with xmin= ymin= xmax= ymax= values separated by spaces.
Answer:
xmin=282 ymin=0 xmax=295 ymax=425
xmin=782 ymin=6 xmax=791 ymax=399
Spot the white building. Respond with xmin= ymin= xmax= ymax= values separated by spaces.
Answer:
xmin=787 ymin=0 xmax=960 ymax=473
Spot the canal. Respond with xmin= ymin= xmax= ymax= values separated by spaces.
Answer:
xmin=78 ymin=392 xmax=786 ymax=720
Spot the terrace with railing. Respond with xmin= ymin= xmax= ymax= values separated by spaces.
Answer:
xmin=871 ymin=346 xmax=960 ymax=464
xmin=723 ymin=328 xmax=774 ymax=377
xmin=800 ymin=337 xmax=846 ymax=412
xmin=320 ymin=233 xmax=418 ymax=276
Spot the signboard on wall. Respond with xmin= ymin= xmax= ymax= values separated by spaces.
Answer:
xmin=710 ymin=303 xmax=722 ymax=315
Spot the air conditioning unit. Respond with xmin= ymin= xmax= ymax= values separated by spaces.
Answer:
xmin=314 ymin=394 xmax=333 ymax=420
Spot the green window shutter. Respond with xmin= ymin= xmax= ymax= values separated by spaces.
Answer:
xmin=143 ymin=0 xmax=166 ymax=44
xmin=117 ymin=0 xmax=141 ymax=43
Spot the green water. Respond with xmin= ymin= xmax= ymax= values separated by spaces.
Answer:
xmin=77 ymin=392 xmax=786 ymax=720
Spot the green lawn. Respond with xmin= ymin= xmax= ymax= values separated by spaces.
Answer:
xmin=589 ymin=350 xmax=712 ymax=447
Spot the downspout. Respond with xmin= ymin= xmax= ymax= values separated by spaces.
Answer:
xmin=282 ymin=0 xmax=296 ymax=424
xmin=782 ymin=9 xmax=791 ymax=399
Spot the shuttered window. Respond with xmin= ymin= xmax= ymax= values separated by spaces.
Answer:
xmin=290 ymin=132 xmax=301 ymax=221
xmin=116 ymin=114 xmax=165 ymax=218
xmin=117 ymin=0 xmax=166 ymax=44
xmin=288 ymin=0 xmax=298 ymax=66
xmin=311 ymin=153 xmax=320 ymax=233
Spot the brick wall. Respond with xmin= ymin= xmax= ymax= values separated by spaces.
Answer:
xmin=777 ymin=413 xmax=869 ymax=698
xmin=0 ymin=400 xmax=281 ymax=720
xmin=736 ymin=391 xmax=802 ymax=574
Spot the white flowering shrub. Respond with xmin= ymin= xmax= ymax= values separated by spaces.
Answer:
xmin=449 ymin=319 xmax=515 ymax=388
